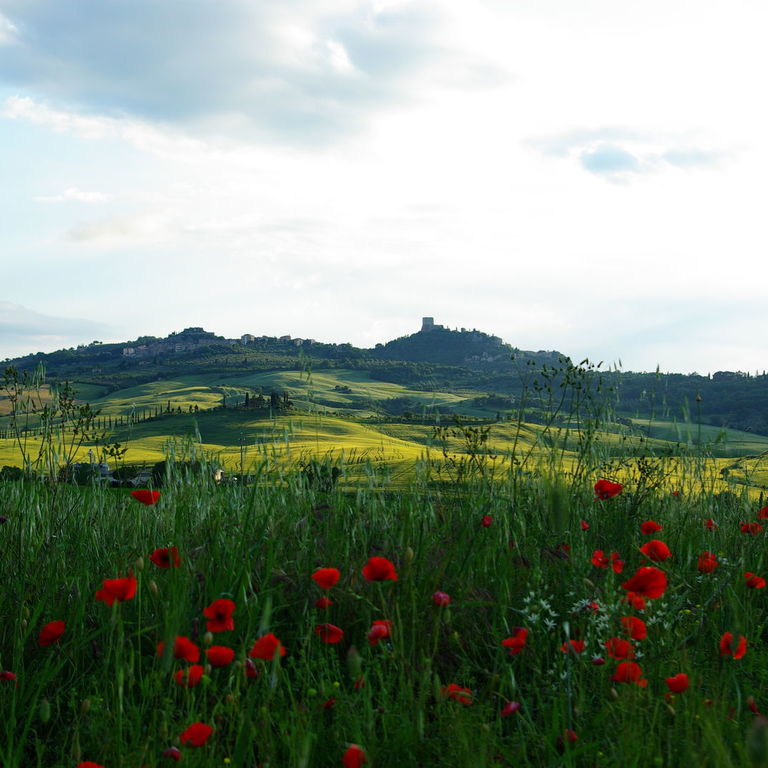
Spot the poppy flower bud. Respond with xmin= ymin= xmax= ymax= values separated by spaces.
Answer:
xmin=39 ymin=698 xmax=50 ymax=723
xmin=405 ymin=546 xmax=415 ymax=563
xmin=148 ymin=580 xmax=159 ymax=596
xmin=666 ymin=704 xmax=676 ymax=716
xmin=23 ymin=607 xmax=30 ymax=619
xmin=203 ymin=631 xmax=214 ymax=647
xmin=81 ymin=698 xmax=91 ymax=714
xmin=135 ymin=556 xmax=145 ymax=572
xmin=610 ymin=687 xmax=619 ymax=700
xmin=20 ymin=620 xmax=27 ymax=630
xmin=346 ymin=646 xmax=362 ymax=678
xmin=583 ymin=578 xmax=595 ymax=589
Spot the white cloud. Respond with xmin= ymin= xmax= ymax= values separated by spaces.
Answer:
xmin=35 ymin=186 xmax=111 ymax=203
xmin=1 ymin=0 xmax=767 ymax=372
xmin=528 ymin=128 xmax=727 ymax=182
xmin=0 ymin=11 xmax=18 ymax=45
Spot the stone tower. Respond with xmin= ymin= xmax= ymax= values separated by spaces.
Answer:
xmin=421 ymin=317 xmax=435 ymax=332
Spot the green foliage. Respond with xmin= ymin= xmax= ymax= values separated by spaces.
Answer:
xmin=0 ymin=457 xmax=766 ymax=767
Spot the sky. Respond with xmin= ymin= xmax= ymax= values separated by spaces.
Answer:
xmin=1 ymin=0 xmax=766 ymax=374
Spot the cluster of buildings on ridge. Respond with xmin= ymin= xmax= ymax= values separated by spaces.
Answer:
xmin=119 ymin=319 xmax=510 ymax=362
xmin=121 ymin=327 xmax=317 ymax=359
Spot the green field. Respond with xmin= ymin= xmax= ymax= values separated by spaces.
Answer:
xmin=3 ymin=448 xmax=768 ymax=767
xmin=3 ymin=367 xmax=768 ymax=500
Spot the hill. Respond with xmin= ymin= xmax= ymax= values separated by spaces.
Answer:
xmin=2 ymin=318 xmax=768 ymax=464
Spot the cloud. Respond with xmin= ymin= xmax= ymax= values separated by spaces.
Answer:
xmin=0 ymin=301 xmax=111 ymax=359
xmin=0 ymin=11 xmax=17 ymax=44
xmin=528 ymin=127 xmax=726 ymax=182
xmin=580 ymin=143 xmax=641 ymax=176
xmin=0 ymin=0 xmax=474 ymax=144
xmin=661 ymin=148 xmax=723 ymax=169
xmin=35 ymin=186 xmax=111 ymax=203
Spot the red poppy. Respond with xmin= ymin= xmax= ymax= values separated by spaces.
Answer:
xmin=205 ymin=646 xmax=235 ymax=666
xmin=611 ymin=661 xmax=648 ymax=687
xmin=38 ymin=620 xmax=65 ymax=647
xmin=162 ymin=747 xmax=182 ymax=761
xmin=758 ymin=506 xmax=768 ymax=520
xmin=362 ymin=556 xmax=398 ymax=582
xmin=591 ymin=656 xmax=606 ymax=666
xmin=720 ymin=632 xmax=747 ymax=659
xmin=95 ymin=576 xmax=137 ymax=606
xmin=697 ymin=552 xmax=718 ymax=573
xmin=590 ymin=550 xmax=623 ymax=572
xmin=620 ymin=616 xmax=647 ymax=641
xmin=480 ymin=515 xmax=493 ymax=527
xmin=244 ymin=659 xmax=259 ymax=679
xmin=605 ymin=637 xmax=635 ymax=660
xmin=665 ymin=673 xmax=689 ymax=693
xmin=622 ymin=591 xmax=647 ymax=610
xmin=501 ymin=700 xmax=522 ymax=716
xmin=315 ymin=596 xmax=333 ymax=609
xmin=502 ymin=628 xmax=528 ymax=655
xmin=342 ymin=744 xmax=368 ymax=768
xmin=180 ymin=721 xmax=213 ymax=747
xmin=314 ymin=623 xmax=345 ymax=644
xmin=311 ymin=567 xmax=341 ymax=589
xmin=745 ymin=572 xmax=766 ymax=589
xmin=0 ymin=671 xmax=18 ymax=684
xmin=321 ymin=697 xmax=336 ymax=709
xmin=622 ymin=567 xmax=667 ymax=599
xmin=432 ymin=591 xmax=451 ymax=606
xmin=640 ymin=520 xmax=662 ymax=535
xmin=149 ymin=546 xmax=181 ymax=569
xmin=157 ymin=636 xmax=200 ymax=663
xmin=367 ymin=620 xmax=392 ymax=645
xmin=203 ymin=598 xmax=235 ymax=633
xmin=441 ymin=683 xmax=473 ymax=705
xmin=131 ymin=489 xmax=161 ymax=505
xmin=591 ymin=549 xmax=609 ymax=568
xmin=249 ymin=632 xmax=286 ymax=660
xmin=563 ymin=729 xmax=578 ymax=744
xmin=704 ymin=518 xmax=718 ymax=530
xmin=639 ymin=539 xmax=672 ymax=562
xmin=174 ymin=664 xmax=204 ymax=687
xmin=560 ymin=639 xmax=585 ymax=654
xmin=741 ymin=522 xmax=763 ymax=535
xmin=580 ymin=520 xmax=590 ymax=531
xmin=77 ymin=763 xmax=107 ymax=768
xmin=594 ymin=479 xmax=623 ymax=499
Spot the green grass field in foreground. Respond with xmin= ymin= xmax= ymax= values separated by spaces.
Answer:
xmin=2 ymin=458 xmax=768 ymax=768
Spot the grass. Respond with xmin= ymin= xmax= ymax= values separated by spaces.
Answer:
xmin=3 ymin=362 xmax=768 ymax=766
xmin=2 ymin=454 xmax=768 ymax=767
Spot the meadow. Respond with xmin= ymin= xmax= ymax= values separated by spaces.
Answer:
xmin=2 ymin=441 xmax=768 ymax=768
xmin=3 ymin=362 xmax=768 ymax=767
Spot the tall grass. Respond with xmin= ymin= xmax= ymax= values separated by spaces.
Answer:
xmin=1 ymin=447 xmax=767 ymax=767
xmin=2 ymin=359 xmax=767 ymax=766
